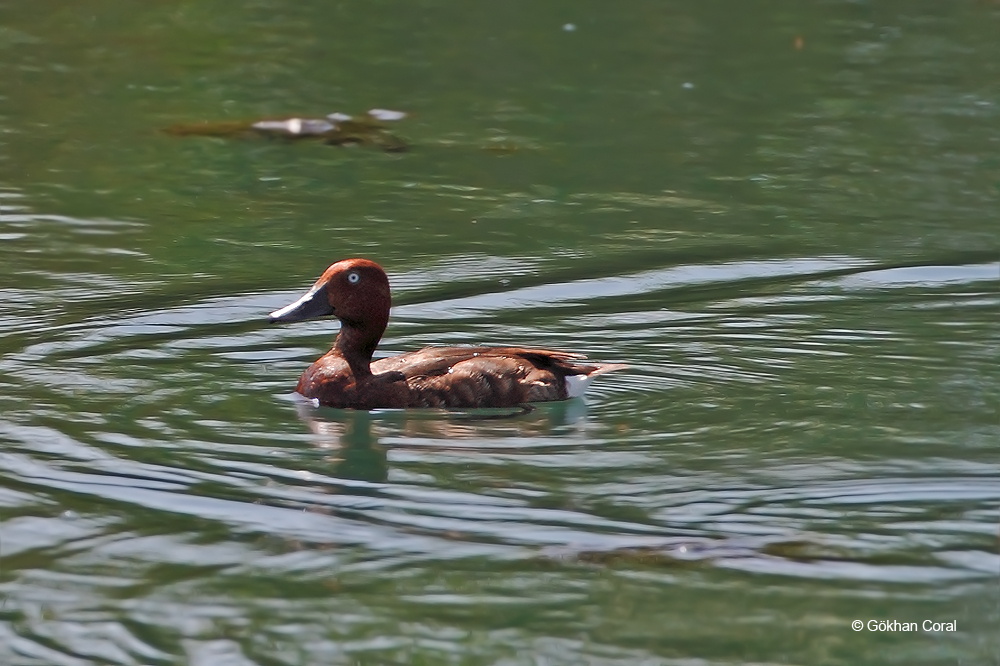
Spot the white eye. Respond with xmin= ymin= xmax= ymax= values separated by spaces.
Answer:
xmin=347 ymin=272 xmax=360 ymax=284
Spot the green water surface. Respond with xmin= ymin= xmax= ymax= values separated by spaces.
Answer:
xmin=1 ymin=2 xmax=998 ymax=665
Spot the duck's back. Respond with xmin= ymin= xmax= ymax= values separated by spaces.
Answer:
xmin=299 ymin=346 xmax=624 ymax=409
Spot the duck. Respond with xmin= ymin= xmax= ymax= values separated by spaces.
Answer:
xmin=268 ymin=258 xmax=626 ymax=409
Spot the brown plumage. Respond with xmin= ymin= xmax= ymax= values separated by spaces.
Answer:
xmin=269 ymin=259 xmax=626 ymax=409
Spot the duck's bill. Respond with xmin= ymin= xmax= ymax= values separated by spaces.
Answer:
xmin=268 ymin=283 xmax=334 ymax=323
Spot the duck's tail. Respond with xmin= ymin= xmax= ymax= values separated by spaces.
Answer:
xmin=565 ymin=362 xmax=628 ymax=398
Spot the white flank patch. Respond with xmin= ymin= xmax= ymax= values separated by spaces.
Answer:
xmin=565 ymin=374 xmax=595 ymax=398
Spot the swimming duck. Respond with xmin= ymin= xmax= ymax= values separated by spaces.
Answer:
xmin=269 ymin=258 xmax=626 ymax=409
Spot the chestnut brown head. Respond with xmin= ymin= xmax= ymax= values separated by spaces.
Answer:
xmin=269 ymin=258 xmax=391 ymax=327
xmin=269 ymin=259 xmax=393 ymax=374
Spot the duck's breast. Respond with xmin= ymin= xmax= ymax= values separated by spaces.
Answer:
xmin=297 ymin=354 xmax=410 ymax=409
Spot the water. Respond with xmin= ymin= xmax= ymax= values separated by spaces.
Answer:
xmin=1 ymin=2 xmax=998 ymax=664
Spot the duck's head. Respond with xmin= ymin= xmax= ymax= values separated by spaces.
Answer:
xmin=269 ymin=259 xmax=392 ymax=367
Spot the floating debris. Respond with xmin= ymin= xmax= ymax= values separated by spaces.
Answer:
xmin=367 ymin=108 xmax=407 ymax=121
xmin=163 ymin=110 xmax=409 ymax=152
xmin=252 ymin=118 xmax=336 ymax=136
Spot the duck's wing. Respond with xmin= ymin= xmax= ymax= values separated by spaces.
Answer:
xmin=371 ymin=346 xmax=583 ymax=378
xmin=371 ymin=346 xmax=625 ymax=408
xmin=477 ymin=346 xmax=588 ymax=361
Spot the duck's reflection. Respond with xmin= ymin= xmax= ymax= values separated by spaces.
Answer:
xmin=294 ymin=398 xmax=590 ymax=482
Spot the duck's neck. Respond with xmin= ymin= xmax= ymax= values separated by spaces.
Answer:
xmin=333 ymin=322 xmax=382 ymax=379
